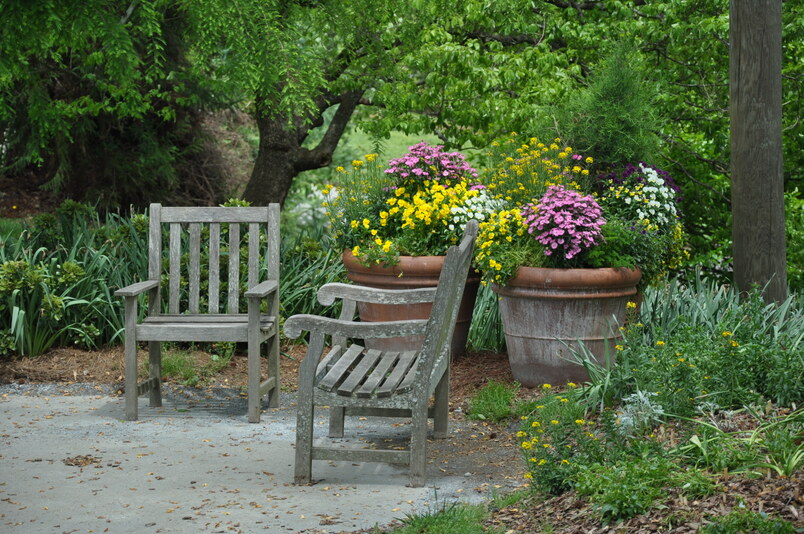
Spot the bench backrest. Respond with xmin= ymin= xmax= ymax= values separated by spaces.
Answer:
xmin=147 ymin=203 xmax=280 ymax=315
xmin=414 ymin=220 xmax=478 ymax=392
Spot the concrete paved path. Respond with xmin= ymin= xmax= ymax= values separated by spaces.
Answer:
xmin=0 ymin=387 xmax=520 ymax=533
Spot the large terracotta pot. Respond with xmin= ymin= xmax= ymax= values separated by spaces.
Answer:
xmin=491 ymin=266 xmax=641 ymax=387
xmin=342 ymin=250 xmax=480 ymax=356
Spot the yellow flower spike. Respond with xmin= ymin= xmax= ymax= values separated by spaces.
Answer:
xmin=656 ymin=341 xmax=666 ymax=346
xmin=561 ymin=459 xmax=570 ymax=465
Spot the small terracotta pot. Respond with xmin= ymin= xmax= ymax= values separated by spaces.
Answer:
xmin=342 ymin=251 xmax=480 ymax=355
xmin=492 ymin=266 xmax=641 ymax=387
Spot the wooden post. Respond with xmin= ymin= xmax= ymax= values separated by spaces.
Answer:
xmin=729 ymin=0 xmax=787 ymax=302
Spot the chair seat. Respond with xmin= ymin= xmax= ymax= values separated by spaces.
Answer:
xmin=316 ymin=346 xmax=421 ymax=398
xmin=136 ymin=314 xmax=277 ymax=342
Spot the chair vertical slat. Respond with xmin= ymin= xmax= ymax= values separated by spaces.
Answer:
xmin=208 ymin=223 xmax=220 ymax=313
xmin=188 ymin=223 xmax=201 ymax=314
xmin=169 ymin=223 xmax=181 ymax=314
xmin=248 ymin=223 xmax=260 ymax=289
xmin=227 ymin=223 xmax=240 ymax=313
xmin=266 ymin=205 xmax=280 ymax=281
xmin=147 ymin=203 xmax=162 ymax=316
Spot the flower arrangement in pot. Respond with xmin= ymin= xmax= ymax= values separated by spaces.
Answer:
xmin=475 ymin=134 xmax=687 ymax=386
xmin=323 ymin=141 xmax=503 ymax=353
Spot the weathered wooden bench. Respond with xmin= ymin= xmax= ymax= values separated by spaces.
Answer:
xmin=115 ymin=203 xmax=281 ymax=423
xmin=285 ymin=221 xmax=478 ymax=487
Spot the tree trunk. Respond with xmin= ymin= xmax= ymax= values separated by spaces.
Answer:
xmin=243 ymin=113 xmax=312 ymax=207
xmin=243 ymin=90 xmax=364 ymax=207
xmin=729 ymin=0 xmax=786 ymax=302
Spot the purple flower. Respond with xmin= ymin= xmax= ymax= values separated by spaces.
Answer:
xmin=521 ymin=185 xmax=606 ymax=261
xmin=384 ymin=141 xmax=477 ymax=183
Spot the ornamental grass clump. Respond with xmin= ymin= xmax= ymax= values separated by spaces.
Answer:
xmin=324 ymin=142 xmax=499 ymax=266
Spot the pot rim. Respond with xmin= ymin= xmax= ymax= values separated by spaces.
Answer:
xmin=491 ymin=265 xmax=642 ymax=293
xmin=342 ymin=249 xmax=448 ymax=276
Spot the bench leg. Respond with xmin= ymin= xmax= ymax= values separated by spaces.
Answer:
xmin=409 ymin=404 xmax=428 ymax=488
xmin=267 ymin=335 xmax=280 ymax=409
xmin=433 ymin=369 xmax=449 ymax=439
xmin=148 ymin=341 xmax=162 ymax=408
xmin=123 ymin=298 xmax=139 ymax=421
xmin=294 ymin=392 xmax=314 ymax=484
xmin=247 ymin=339 xmax=261 ymax=423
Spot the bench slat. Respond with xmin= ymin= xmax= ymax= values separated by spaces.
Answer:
xmin=375 ymin=350 xmax=418 ymax=397
xmin=395 ymin=354 xmax=422 ymax=395
xmin=209 ymin=222 xmax=220 ymax=313
xmin=248 ymin=223 xmax=260 ymax=290
xmin=356 ymin=351 xmax=400 ymax=398
xmin=337 ymin=349 xmax=383 ymax=396
xmin=317 ymin=344 xmax=364 ymax=392
xmin=169 ymin=223 xmax=181 ymax=314
xmin=188 ymin=223 xmax=201 ymax=314
xmin=227 ymin=223 xmax=240 ymax=313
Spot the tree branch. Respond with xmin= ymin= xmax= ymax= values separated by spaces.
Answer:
xmin=120 ymin=1 xmax=139 ymax=24
xmin=294 ymin=89 xmax=364 ymax=172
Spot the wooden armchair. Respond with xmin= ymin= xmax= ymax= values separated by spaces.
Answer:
xmin=284 ymin=221 xmax=478 ymax=487
xmin=115 ymin=203 xmax=281 ymax=423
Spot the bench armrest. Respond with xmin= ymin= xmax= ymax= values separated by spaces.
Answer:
xmin=284 ymin=314 xmax=427 ymax=341
xmin=115 ymin=280 xmax=159 ymax=297
xmin=245 ymin=280 xmax=278 ymax=299
xmin=317 ymin=282 xmax=436 ymax=306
